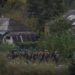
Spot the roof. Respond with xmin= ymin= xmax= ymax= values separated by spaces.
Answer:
xmin=66 ymin=10 xmax=75 ymax=16
xmin=66 ymin=10 xmax=75 ymax=21
xmin=66 ymin=10 xmax=75 ymax=26
xmin=67 ymin=15 xmax=75 ymax=20
xmin=6 ymin=32 xmax=38 ymax=36
xmin=0 ymin=18 xmax=32 ymax=35
xmin=72 ymin=22 xmax=75 ymax=25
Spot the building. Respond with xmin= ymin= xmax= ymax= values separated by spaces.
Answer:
xmin=0 ymin=18 xmax=39 ymax=44
xmin=67 ymin=10 xmax=75 ymax=35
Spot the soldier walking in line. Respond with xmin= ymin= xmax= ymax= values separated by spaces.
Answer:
xmin=44 ymin=50 xmax=50 ymax=62
xmin=54 ymin=50 xmax=59 ymax=65
xmin=11 ymin=48 xmax=18 ymax=59
xmin=19 ymin=49 xmax=25 ymax=58
xmin=38 ymin=50 xmax=44 ymax=63
xmin=6 ymin=51 xmax=12 ymax=59
xmin=33 ymin=51 xmax=38 ymax=62
xmin=25 ymin=51 xmax=32 ymax=63
xmin=67 ymin=51 xmax=73 ymax=60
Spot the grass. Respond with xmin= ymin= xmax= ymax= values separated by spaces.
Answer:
xmin=0 ymin=56 xmax=69 ymax=75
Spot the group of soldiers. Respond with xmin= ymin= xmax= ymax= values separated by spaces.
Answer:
xmin=6 ymin=48 xmax=60 ymax=64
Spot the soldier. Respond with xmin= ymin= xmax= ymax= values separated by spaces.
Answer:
xmin=51 ymin=51 xmax=55 ymax=59
xmin=38 ymin=50 xmax=44 ymax=63
xmin=6 ymin=51 xmax=12 ymax=59
xmin=25 ymin=51 xmax=32 ymax=63
xmin=67 ymin=51 xmax=73 ymax=60
xmin=44 ymin=50 xmax=50 ymax=62
xmin=54 ymin=50 xmax=59 ymax=65
xmin=19 ymin=49 xmax=25 ymax=57
xmin=28 ymin=51 xmax=32 ymax=61
xmin=11 ymin=48 xmax=18 ymax=59
xmin=33 ymin=51 xmax=38 ymax=62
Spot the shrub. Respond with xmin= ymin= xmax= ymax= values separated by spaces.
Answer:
xmin=0 ymin=43 xmax=14 ymax=52
xmin=69 ymin=59 xmax=75 ymax=75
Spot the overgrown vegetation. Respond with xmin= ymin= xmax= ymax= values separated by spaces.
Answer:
xmin=0 ymin=0 xmax=67 ymax=32
xmin=0 ymin=1 xmax=75 ymax=75
xmin=0 ymin=43 xmax=14 ymax=52
xmin=69 ymin=58 xmax=75 ymax=75
xmin=0 ymin=56 xmax=69 ymax=75
xmin=26 ymin=0 xmax=66 ymax=32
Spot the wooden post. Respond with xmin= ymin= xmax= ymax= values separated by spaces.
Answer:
xmin=44 ymin=24 xmax=48 ymax=38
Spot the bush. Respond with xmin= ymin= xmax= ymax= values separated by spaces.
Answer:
xmin=16 ymin=41 xmax=38 ymax=49
xmin=0 ymin=43 xmax=14 ymax=52
xmin=69 ymin=59 xmax=75 ymax=75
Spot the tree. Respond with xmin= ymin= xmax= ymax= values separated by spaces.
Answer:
xmin=44 ymin=17 xmax=73 ymax=54
xmin=27 ymin=0 xmax=65 ymax=19
xmin=0 ymin=0 xmax=8 ymax=16
xmin=4 ymin=0 xmax=25 ymax=10
xmin=0 ymin=0 xmax=7 ymax=7
xmin=49 ymin=17 xmax=71 ymax=34
xmin=0 ymin=0 xmax=25 ymax=16
xmin=26 ymin=0 xmax=66 ymax=32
